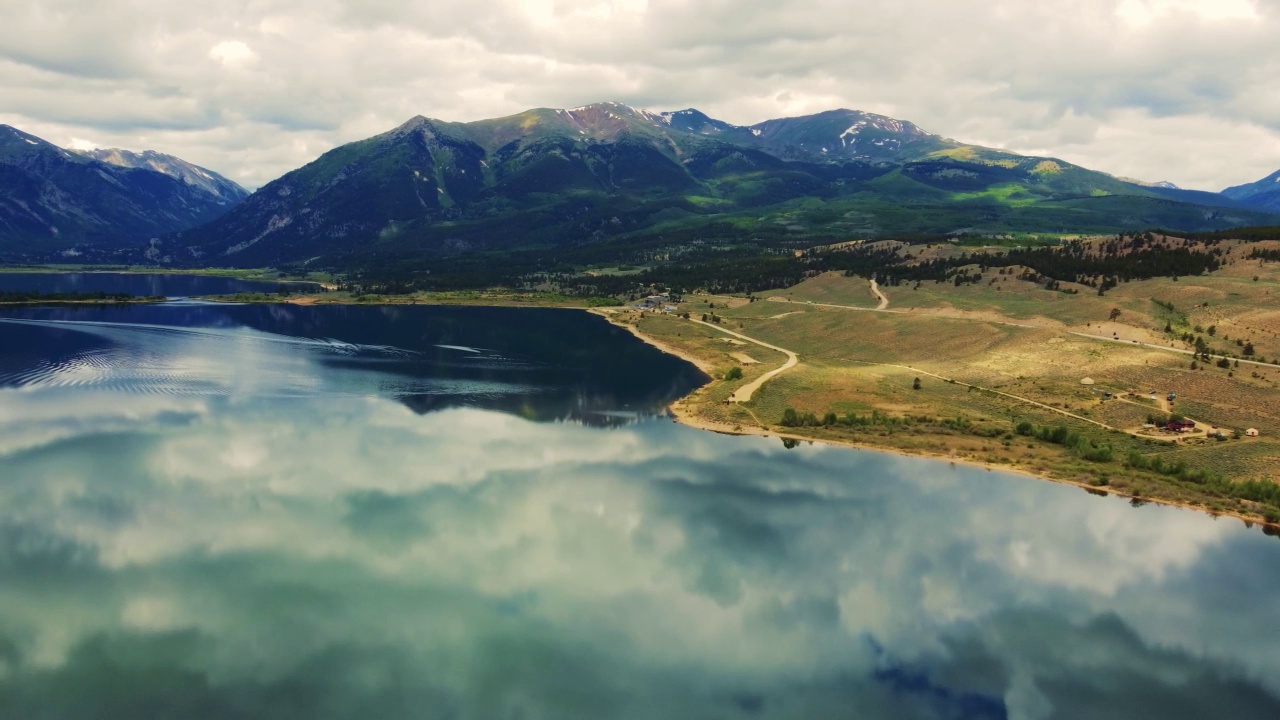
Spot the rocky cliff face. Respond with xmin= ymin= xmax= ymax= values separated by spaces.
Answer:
xmin=78 ymin=148 xmax=248 ymax=205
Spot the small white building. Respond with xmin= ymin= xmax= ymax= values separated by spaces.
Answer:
xmin=1246 ymin=428 xmax=1260 ymax=437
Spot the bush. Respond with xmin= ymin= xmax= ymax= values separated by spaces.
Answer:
xmin=780 ymin=407 xmax=820 ymax=427
xmin=724 ymin=366 xmax=743 ymax=381
xmin=1017 ymin=421 xmax=1112 ymax=462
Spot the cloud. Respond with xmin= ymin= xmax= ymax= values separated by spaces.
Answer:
xmin=1115 ymin=0 xmax=1262 ymax=26
xmin=1 ymin=0 xmax=1277 ymax=190
xmin=208 ymin=40 xmax=257 ymax=68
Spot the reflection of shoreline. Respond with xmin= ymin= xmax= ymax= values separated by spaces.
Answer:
xmin=595 ymin=308 xmax=1279 ymax=536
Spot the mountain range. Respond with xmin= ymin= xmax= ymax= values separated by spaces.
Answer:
xmin=0 ymin=125 xmax=248 ymax=261
xmin=1222 ymin=170 xmax=1280 ymax=212
xmin=3 ymin=104 xmax=1280 ymax=270
xmin=150 ymin=103 xmax=1280 ymax=269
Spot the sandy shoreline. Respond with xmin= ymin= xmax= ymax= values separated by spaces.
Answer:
xmin=589 ymin=308 xmax=719 ymax=376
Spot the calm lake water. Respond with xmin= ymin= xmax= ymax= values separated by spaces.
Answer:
xmin=1 ymin=299 xmax=1278 ymax=719
xmin=0 ymin=271 xmax=320 ymax=296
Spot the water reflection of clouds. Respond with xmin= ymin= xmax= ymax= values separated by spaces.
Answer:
xmin=1 ymin=387 xmax=1278 ymax=718
xmin=0 ymin=317 xmax=548 ymax=407
xmin=0 ymin=310 xmax=683 ymax=428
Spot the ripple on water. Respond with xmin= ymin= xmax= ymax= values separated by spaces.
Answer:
xmin=0 ymin=317 xmax=540 ymax=400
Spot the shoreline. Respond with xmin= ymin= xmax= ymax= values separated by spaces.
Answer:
xmin=598 ymin=310 xmax=1279 ymax=533
xmin=588 ymin=308 xmax=718 ymax=375
xmin=3 ymin=287 xmax=1274 ymax=532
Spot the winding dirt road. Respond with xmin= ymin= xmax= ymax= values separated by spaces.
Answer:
xmin=689 ymin=318 xmax=798 ymax=402
xmin=870 ymin=279 xmax=889 ymax=310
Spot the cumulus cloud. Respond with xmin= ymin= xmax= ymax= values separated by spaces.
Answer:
xmin=0 ymin=2 xmax=1276 ymax=189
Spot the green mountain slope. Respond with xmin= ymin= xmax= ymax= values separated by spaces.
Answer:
xmin=150 ymin=103 xmax=1278 ymax=269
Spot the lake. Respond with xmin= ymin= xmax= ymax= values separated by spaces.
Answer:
xmin=1 ymin=299 xmax=1278 ymax=719
xmin=0 ymin=271 xmax=320 ymax=297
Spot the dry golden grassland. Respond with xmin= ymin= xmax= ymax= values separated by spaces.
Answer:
xmin=785 ymin=241 xmax=1280 ymax=357
xmin=627 ymin=252 xmax=1280 ymax=527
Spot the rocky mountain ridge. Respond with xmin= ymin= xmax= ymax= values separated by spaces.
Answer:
xmin=76 ymin=148 xmax=248 ymax=205
xmin=0 ymin=125 xmax=247 ymax=260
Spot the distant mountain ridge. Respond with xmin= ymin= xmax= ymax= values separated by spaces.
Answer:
xmin=76 ymin=148 xmax=248 ymax=205
xmin=1222 ymin=169 xmax=1280 ymax=212
xmin=0 ymin=125 xmax=247 ymax=260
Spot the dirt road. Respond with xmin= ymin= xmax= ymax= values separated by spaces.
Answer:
xmin=870 ymin=279 xmax=889 ymax=310
xmin=689 ymin=318 xmax=798 ymax=402
xmin=1068 ymin=331 xmax=1274 ymax=369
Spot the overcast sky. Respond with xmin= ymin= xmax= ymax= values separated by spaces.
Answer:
xmin=2 ymin=0 xmax=1277 ymax=191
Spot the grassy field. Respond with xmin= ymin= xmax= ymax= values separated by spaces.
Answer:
xmin=781 ymin=244 xmax=1280 ymax=364
xmin=623 ymin=259 xmax=1280 ymax=528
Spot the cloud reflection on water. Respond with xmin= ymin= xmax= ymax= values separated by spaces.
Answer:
xmin=0 ymin=389 xmax=1278 ymax=718
xmin=0 ymin=305 xmax=1278 ymax=718
xmin=0 ymin=304 xmax=708 ymax=426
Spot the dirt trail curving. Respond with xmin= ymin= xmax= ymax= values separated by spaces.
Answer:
xmin=688 ymin=318 xmax=798 ymax=402
xmin=870 ymin=278 xmax=889 ymax=310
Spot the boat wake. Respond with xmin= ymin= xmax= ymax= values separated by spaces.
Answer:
xmin=0 ymin=318 xmax=539 ymax=399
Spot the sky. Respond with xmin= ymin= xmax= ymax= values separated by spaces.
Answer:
xmin=1 ymin=0 xmax=1277 ymax=191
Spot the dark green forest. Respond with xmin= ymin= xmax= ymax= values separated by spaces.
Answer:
xmin=334 ymin=228 xmax=1255 ymax=300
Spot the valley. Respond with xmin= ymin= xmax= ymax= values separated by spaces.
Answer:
xmin=5 ymin=102 xmax=1280 ymax=526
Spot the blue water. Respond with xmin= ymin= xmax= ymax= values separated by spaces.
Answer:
xmin=0 ymin=300 xmax=1277 ymax=719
